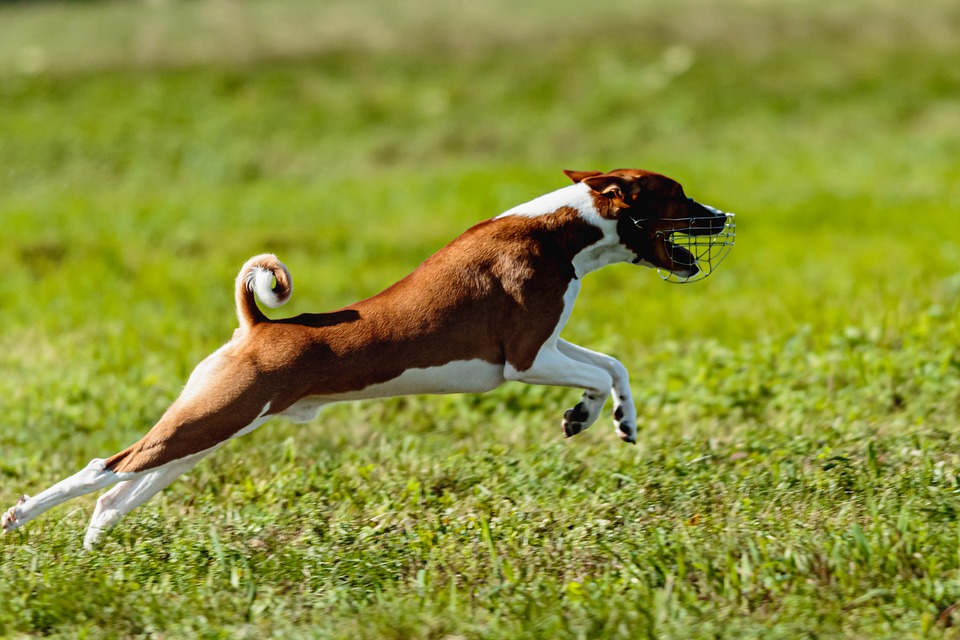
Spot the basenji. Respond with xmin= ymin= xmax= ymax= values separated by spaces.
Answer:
xmin=2 ymin=168 xmax=734 ymax=548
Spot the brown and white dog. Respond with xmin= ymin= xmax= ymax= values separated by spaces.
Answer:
xmin=2 ymin=168 xmax=732 ymax=548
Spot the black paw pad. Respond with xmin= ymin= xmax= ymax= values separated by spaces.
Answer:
xmin=563 ymin=421 xmax=583 ymax=438
xmin=613 ymin=406 xmax=625 ymax=421
xmin=618 ymin=423 xmax=636 ymax=444
xmin=565 ymin=403 xmax=591 ymax=423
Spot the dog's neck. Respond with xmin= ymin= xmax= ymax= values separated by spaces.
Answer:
xmin=497 ymin=182 xmax=636 ymax=278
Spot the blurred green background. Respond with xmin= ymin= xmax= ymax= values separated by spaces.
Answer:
xmin=1 ymin=0 xmax=960 ymax=638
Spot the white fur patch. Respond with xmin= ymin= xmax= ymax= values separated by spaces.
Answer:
xmin=570 ymin=219 xmax=634 ymax=277
xmin=2 ymin=458 xmax=128 ymax=534
xmin=246 ymin=267 xmax=286 ymax=308
xmin=313 ymin=359 xmax=506 ymax=403
xmin=83 ymin=448 xmax=218 ymax=549
xmin=497 ymin=183 xmax=600 ymax=223
xmin=499 ymin=183 xmax=633 ymax=277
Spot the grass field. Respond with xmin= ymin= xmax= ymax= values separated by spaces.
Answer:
xmin=2 ymin=0 xmax=960 ymax=637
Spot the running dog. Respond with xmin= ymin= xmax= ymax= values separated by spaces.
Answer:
xmin=2 ymin=168 xmax=734 ymax=548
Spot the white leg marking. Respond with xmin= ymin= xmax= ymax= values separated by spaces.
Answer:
xmin=504 ymin=344 xmax=612 ymax=392
xmin=504 ymin=343 xmax=614 ymax=438
xmin=557 ymin=339 xmax=638 ymax=443
xmin=83 ymin=405 xmax=273 ymax=548
xmin=5 ymin=403 xmax=274 ymax=545
xmin=83 ymin=448 xmax=217 ymax=549
xmin=499 ymin=277 xmax=634 ymax=441
xmin=2 ymin=459 xmax=130 ymax=534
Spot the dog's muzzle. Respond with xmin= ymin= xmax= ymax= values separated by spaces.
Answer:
xmin=638 ymin=209 xmax=736 ymax=284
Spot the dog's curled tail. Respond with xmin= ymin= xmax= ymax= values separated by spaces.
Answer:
xmin=235 ymin=254 xmax=294 ymax=333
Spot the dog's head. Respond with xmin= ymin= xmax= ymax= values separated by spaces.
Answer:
xmin=564 ymin=168 xmax=735 ymax=283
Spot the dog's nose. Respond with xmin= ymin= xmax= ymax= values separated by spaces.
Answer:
xmin=686 ymin=199 xmax=727 ymax=236
xmin=698 ymin=202 xmax=723 ymax=216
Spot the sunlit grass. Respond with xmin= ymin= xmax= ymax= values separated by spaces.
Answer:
xmin=2 ymin=0 xmax=960 ymax=637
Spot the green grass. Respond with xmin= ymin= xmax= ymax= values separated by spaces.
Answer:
xmin=2 ymin=0 xmax=960 ymax=637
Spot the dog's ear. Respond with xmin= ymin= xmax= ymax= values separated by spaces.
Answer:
xmin=563 ymin=169 xmax=603 ymax=184
xmin=580 ymin=173 xmax=630 ymax=210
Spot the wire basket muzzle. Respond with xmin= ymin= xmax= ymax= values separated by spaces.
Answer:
xmin=657 ymin=213 xmax=736 ymax=284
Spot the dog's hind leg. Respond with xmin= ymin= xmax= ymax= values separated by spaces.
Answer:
xmin=4 ymin=349 xmax=276 ymax=545
xmin=2 ymin=458 xmax=133 ymax=535
xmin=77 ymin=398 xmax=275 ymax=547
xmin=83 ymin=447 xmax=218 ymax=549
xmin=557 ymin=339 xmax=637 ymax=443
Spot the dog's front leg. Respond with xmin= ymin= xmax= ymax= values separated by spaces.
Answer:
xmin=504 ymin=344 xmax=634 ymax=443
xmin=557 ymin=340 xmax=637 ymax=443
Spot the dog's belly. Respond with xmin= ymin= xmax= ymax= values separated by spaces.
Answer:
xmin=284 ymin=359 xmax=507 ymax=420
xmin=337 ymin=358 xmax=506 ymax=399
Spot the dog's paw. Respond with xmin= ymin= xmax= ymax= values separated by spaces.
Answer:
xmin=562 ymin=403 xmax=589 ymax=437
xmin=1 ymin=495 xmax=29 ymax=533
xmin=613 ymin=404 xmax=637 ymax=444
xmin=562 ymin=393 xmax=604 ymax=438
xmin=0 ymin=509 xmax=15 ymax=533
